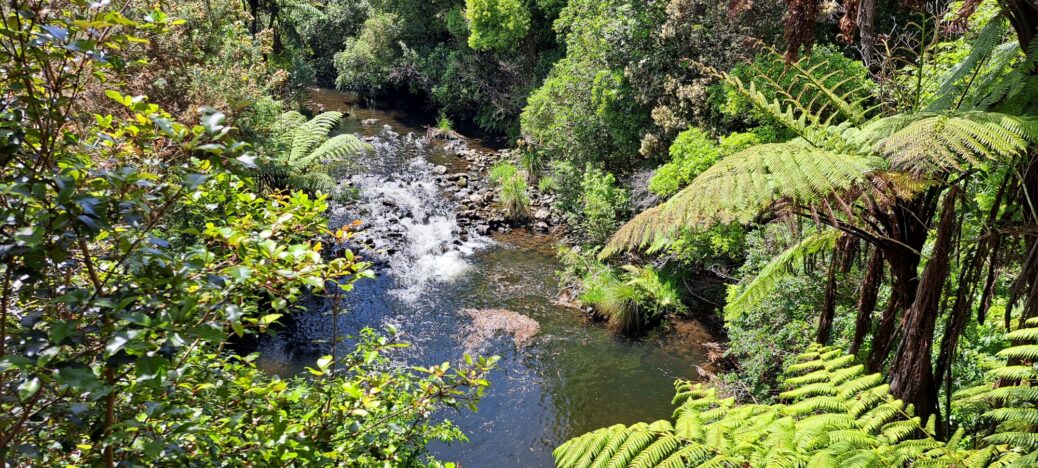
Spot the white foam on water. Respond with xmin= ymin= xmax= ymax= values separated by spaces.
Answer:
xmin=328 ymin=128 xmax=492 ymax=303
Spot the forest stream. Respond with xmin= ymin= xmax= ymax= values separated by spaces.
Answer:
xmin=256 ymin=89 xmax=718 ymax=466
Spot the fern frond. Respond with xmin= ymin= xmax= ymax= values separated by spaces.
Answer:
xmin=302 ymin=134 xmax=371 ymax=168
xmin=986 ymin=365 xmax=1038 ymax=381
xmin=926 ymin=17 xmax=1012 ymax=112
xmin=984 ymin=408 xmax=1038 ymax=425
xmin=997 ymin=344 xmax=1038 ymax=360
xmin=274 ymin=111 xmax=308 ymax=147
xmin=1005 ymin=327 xmax=1038 ymax=341
xmin=984 ymin=431 xmax=1038 ymax=449
xmin=601 ymin=143 xmax=879 ymax=257
xmin=872 ymin=112 xmax=1038 ymax=176
xmin=290 ymin=111 xmax=343 ymax=163
xmin=725 ymin=229 xmax=840 ymax=321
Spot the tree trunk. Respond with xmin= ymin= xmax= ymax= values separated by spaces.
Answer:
xmin=817 ymin=249 xmax=840 ymax=344
xmin=857 ymin=0 xmax=877 ymax=67
xmin=889 ymin=187 xmax=960 ymax=434
xmin=851 ymin=248 xmax=883 ymax=356
xmin=867 ymin=191 xmax=936 ymax=372
xmin=1002 ymin=0 xmax=1038 ymax=51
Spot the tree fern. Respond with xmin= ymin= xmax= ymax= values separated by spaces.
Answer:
xmin=603 ymin=47 xmax=1038 ymax=261
xmin=262 ymin=111 xmax=371 ymax=193
xmin=556 ymin=332 xmax=1038 ymax=467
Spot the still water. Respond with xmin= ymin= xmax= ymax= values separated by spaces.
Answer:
xmin=258 ymin=89 xmax=716 ymax=466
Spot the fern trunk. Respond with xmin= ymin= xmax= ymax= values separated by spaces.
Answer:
xmin=889 ymin=187 xmax=960 ymax=434
xmin=867 ymin=193 xmax=936 ymax=372
xmin=1003 ymin=0 xmax=1038 ymax=51
xmin=850 ymin=247 xmax=883 ymax=356
xmin=816 ymin=246 xmax=842 ymax=344
xmin=1014 ymin=157 xmax=1038 ymax=324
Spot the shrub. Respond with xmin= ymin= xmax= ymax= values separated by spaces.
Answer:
xmin=465 ymin=0 xmax=531 ymax=51
xmin=579 ymin=166 xmax=629 ymax=244
xmin=537 ymin=175 xmax=558 ymax=192
xmin=334 ymin=12 xmax=402 ymax=91
xmin=648 ymin=127 xmax=721 ymax=197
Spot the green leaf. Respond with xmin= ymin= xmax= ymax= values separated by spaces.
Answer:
xmin=18 ymin=377 xmax=40 ymax=401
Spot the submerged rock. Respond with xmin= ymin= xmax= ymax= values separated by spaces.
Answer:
xmin=462 ymin=308 xmax=540 ymax=352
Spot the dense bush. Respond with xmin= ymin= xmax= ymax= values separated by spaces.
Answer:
xmin=334 ymin=12 xmax=403 ymax=91
xmin=519 ymin=0 xmax=651 ymax=168
xmin=0 ymin=5 xmax=494 ymax=465
xmin=466 ymin=0 xmax=532 ymax=51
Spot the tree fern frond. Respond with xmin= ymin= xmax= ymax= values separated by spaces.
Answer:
xmin=290 ymin=111 xmax=343 ymax=163
xmin=656 ymin=444 xmax=714 ymax=467
xmin=725 ymin=229 xmax=840 ymax=321
xmin=778 ymin=382 xmax=840 ymax=400
xmin=874 ymin=112 xmax=1038 ymax=177
xmin=984 ymin=408 xmax=1038 ymax=425
xmin=984 ymin=432 xmax=1038 ymax=449
xmin=926 ymin=16 xmax=1011 ymax=112
xmin=302 ymin=134 xmax=371 ymax=167
xmin=274 ymin=111 xmax=308 ymax=147
xmin=1005 ymin=327 xmax=1038 ymax=341
xmin=986 ymin=365 xmax=1038 ymax=381
xmin=837 ymin=373 xmax=884 ymax=400
xmin=601 ymin=144 xmax=879 ymax=258
xmin=997 ymin=344 xmax=1038 ymax=360
xmin=556 ymin=328 xmax=1038 ymax=468
xmin=984 ymin=386 xmax=1038 ymax=402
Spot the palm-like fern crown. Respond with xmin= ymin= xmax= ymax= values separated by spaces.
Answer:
xmin=554 ymin=320 xmax=1038 ymax=467
xmin=601 ymin=37 xmax=1038 ymax=259
xmin=265 ymin=111 xmax=371 ymax=193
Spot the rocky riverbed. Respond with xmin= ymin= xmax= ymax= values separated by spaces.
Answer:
xmin=426 ymin=126 xmax=563 ymax=236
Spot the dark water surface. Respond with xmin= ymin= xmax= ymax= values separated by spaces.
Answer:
xmin=258 ymin=89 xmax=716 ymax=466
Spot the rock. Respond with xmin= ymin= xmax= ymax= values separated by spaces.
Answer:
xmin=461 ymin=308 xmax=540 ymax=352
xmin=468 ymin=194 xmax=483 ymax=203
xmin=535 ymin=221 xmax=549 ymax=231
xmin=361 ymin=118 xmax=379 ymax=126
xmin=534 ymin=208 xmax=550 ymax=221
xmin=432 ymin=165 xmax=448 ymax=175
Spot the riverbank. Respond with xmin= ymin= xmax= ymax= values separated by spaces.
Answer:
xmin=258 ymin=88 xmax=725 ymax=465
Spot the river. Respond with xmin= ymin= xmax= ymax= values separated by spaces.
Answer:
xmin=256 ymin=89 xmax=717 ymax=467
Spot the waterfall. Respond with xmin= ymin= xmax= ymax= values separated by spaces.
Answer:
xmin=327 ymin=126 xmax=491 ymax=302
